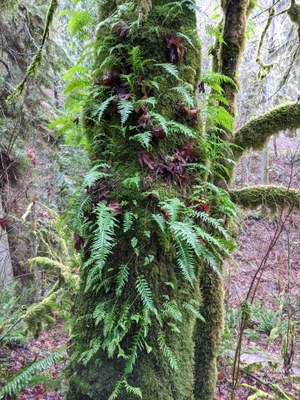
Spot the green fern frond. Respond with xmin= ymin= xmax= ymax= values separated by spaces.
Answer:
xmin=162 ymin=300 xmax=183 ymax=322
xmin=0 ymin=350 xmax=65 ymax=398
xmin=95 ymin=95 xmax=116 ymax=121
xmin=155 ymin=63 xmax=180 ymax=79
xmin=157 ymin=331 xmax=178 ymax=370
xmin=135 ymin=275 xmax=155 ymax=311
xmin=118 ymin=99 xmax=135 ymax=124
xmin=170 ymin=221 xmax=201 ymax=257
xmin=175 ymin=238 xmax=196 ymax=284
xmin=83 ymin=164 xmax=110 ymax=188
xmin=171 ymin=84 xmax=195 ymax=107
xmin=129 ymin=132 xmax=152 ymax=149
xmin=168 ymin=121 xmax=195 ymax=137
xmin=123 ymin=380 xmax=142 ymax=398
xmin=84 ymin=203 xmax=117 ymax=292
xmin=116 ymin=264 xmax=130 ymax=296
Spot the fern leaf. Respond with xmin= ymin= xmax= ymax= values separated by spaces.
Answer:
xmin=84 ymin=203 xmax=117 ymax=292
xmin=117 ymin=99 xmax=134 ymax=124
xmin=96 ymin=95 xmax=116 ymax=121
xmin=157 ymin=331 xmax=178 ymax=370
xmin=135 ymin=275 xmax=155 ymax=311
xmin=0 ymin=350 xmax=65 ymax=397
xmin=129 ymin=132 xmax=152 ymax=149
xmin=155 ymin=63 xmax=180 ymax=79
xmin=116 ymin=264 xmax=130 ymax=296
xmin=175 ymin=238 xmax=196 ymax=284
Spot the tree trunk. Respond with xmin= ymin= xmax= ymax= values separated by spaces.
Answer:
xmin=0 ymin=193 xmax=13 ymax=285
xmin=67 ymin=1 xmax=204 ymax=399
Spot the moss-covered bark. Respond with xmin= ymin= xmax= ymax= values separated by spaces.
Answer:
xmin=194 ymin=267 xmax=224 ymax=400
xmin=230 ymin=185 xmax=300 ymax=210
xmin=233 ymin=102 xmax=300 ymax=159
xmin=219 ymin=0 xmax=251 ymax=119
xmin=67 ymin=1 xmax=204 ymax=399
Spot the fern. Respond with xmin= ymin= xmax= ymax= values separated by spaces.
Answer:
xmin=118 ymin=99 xmax=135 ymax=124
xmin=123 ymin=380 xmax=143 ymax=398
xmin=162 ymin=300 xmax=183 ymax=322
xmin=95 ymin=95 xmax=116 ymax=121
xmin=175 ymin=238 xmax=196 ymax=284
xmin=116 ymin=264 xmax=130 ymax=296
xmin=171 ymin=84 xmax=195 ymax=107
xmin=129 ymin=131 xmax=152 ymax=149
xmin=135 ymin=275 xmax=155 ymax=311
xmin=84 ymin=203 xmax=117 ymax=292
xmin=157 ymin=331 xmax=178 ymax=370
xmin=0 ymin=350 xmax=65 ymax=398
xmin=155 ymin=63 xmax=180 ymax=79
xmin=83 ymin=164 xmax=110 ymax=188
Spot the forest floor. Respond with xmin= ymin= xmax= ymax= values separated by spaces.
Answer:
xmin=1 ymin=134 xmax=299 ymax=399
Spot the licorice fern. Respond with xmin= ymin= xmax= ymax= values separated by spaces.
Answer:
xmin=84 ymin=202 xmax=118 ymax=292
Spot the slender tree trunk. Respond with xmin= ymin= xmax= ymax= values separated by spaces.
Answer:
xmin=0 ymin=193 xmax=13 ymax=285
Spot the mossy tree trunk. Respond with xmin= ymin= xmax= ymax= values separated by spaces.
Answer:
xmin=67 ymin=1 xmax=204 ymax=399
xmin=66 ymin=1 xmax=300 ymax=399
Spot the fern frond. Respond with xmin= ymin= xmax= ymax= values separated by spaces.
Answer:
xmin=123 ymin=380 xmax=142 ymax=398
xmin=175 ymin=238 xmax=196 ymax=284
xmin=155 ymin=63 xmax=180 ymax=79
xmin=162 ymin=300 xmax=183 ymax=322
xmin=84 ymin=203 xmax=117 ymax=292
xmin=0 ymin=350 xmax=65 ymax=398
xmin=95 ymin=95 xmax=116 ymax=121
xmin=171 ymin=84 xmax=195 ymax=107
xmin=83 ymin=164 xmax=110 ymax=188
xmin=129 ymin=132 xmax=152 ymax=149
xmin=116 ymin=264 xmax=130 ymax=296
xmin=168 ymin=121 xmax=195 ymax=137
xmin=135 ymin=275 xmax=155 ymax=311
xmin=118 ymin=99 xmax=134 ymax=124
xmin=157 ymin=331 xmax=178 ymax=370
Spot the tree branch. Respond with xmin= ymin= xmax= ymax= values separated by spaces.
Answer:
xmin=232 ymin=101 xmax=300 ymax=160
xmin=229 ymin=185 xmax=300 ymax=210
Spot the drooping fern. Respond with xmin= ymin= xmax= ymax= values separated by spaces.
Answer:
xmin=84 ymin=202 xmax=118 ymax=292
xmin=0 ymin=349 xmax=65 ymax=398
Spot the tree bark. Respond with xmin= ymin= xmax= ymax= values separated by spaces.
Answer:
xmin=0 ymin=193 xmax=13 ymax=285
xmin=67 ymin=1 xmax=203 ymax=399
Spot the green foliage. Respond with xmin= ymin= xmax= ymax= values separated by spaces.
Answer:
xmin=0 ymin=284 xmax=27 ymax=345
xmin=0 ymin=350 xmax=65 ymax=398
xmin=84 ymin=203 xmax=118 ymax=292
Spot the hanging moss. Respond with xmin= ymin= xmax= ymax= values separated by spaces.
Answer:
xmin=6 ymin=0 xmax=59 ymax=102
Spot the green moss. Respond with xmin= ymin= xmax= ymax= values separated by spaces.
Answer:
xmin=230 ymin=186 xmax=300 ymax=211
xmin=288 ymin=1 xmax=300 ymax=23
xmin=194 ymin=267 xmax=224 ymax=400
xmin=233 ymin=102 xmax=300 ymax=159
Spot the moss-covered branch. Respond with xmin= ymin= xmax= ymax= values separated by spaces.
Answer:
xmin=7 ymin=0 xmax=59 ymax=102
xmin=233 ymin=101 xmax=300 ymax=159
xmin=230 ymin=185 xmax=300 ymax=210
